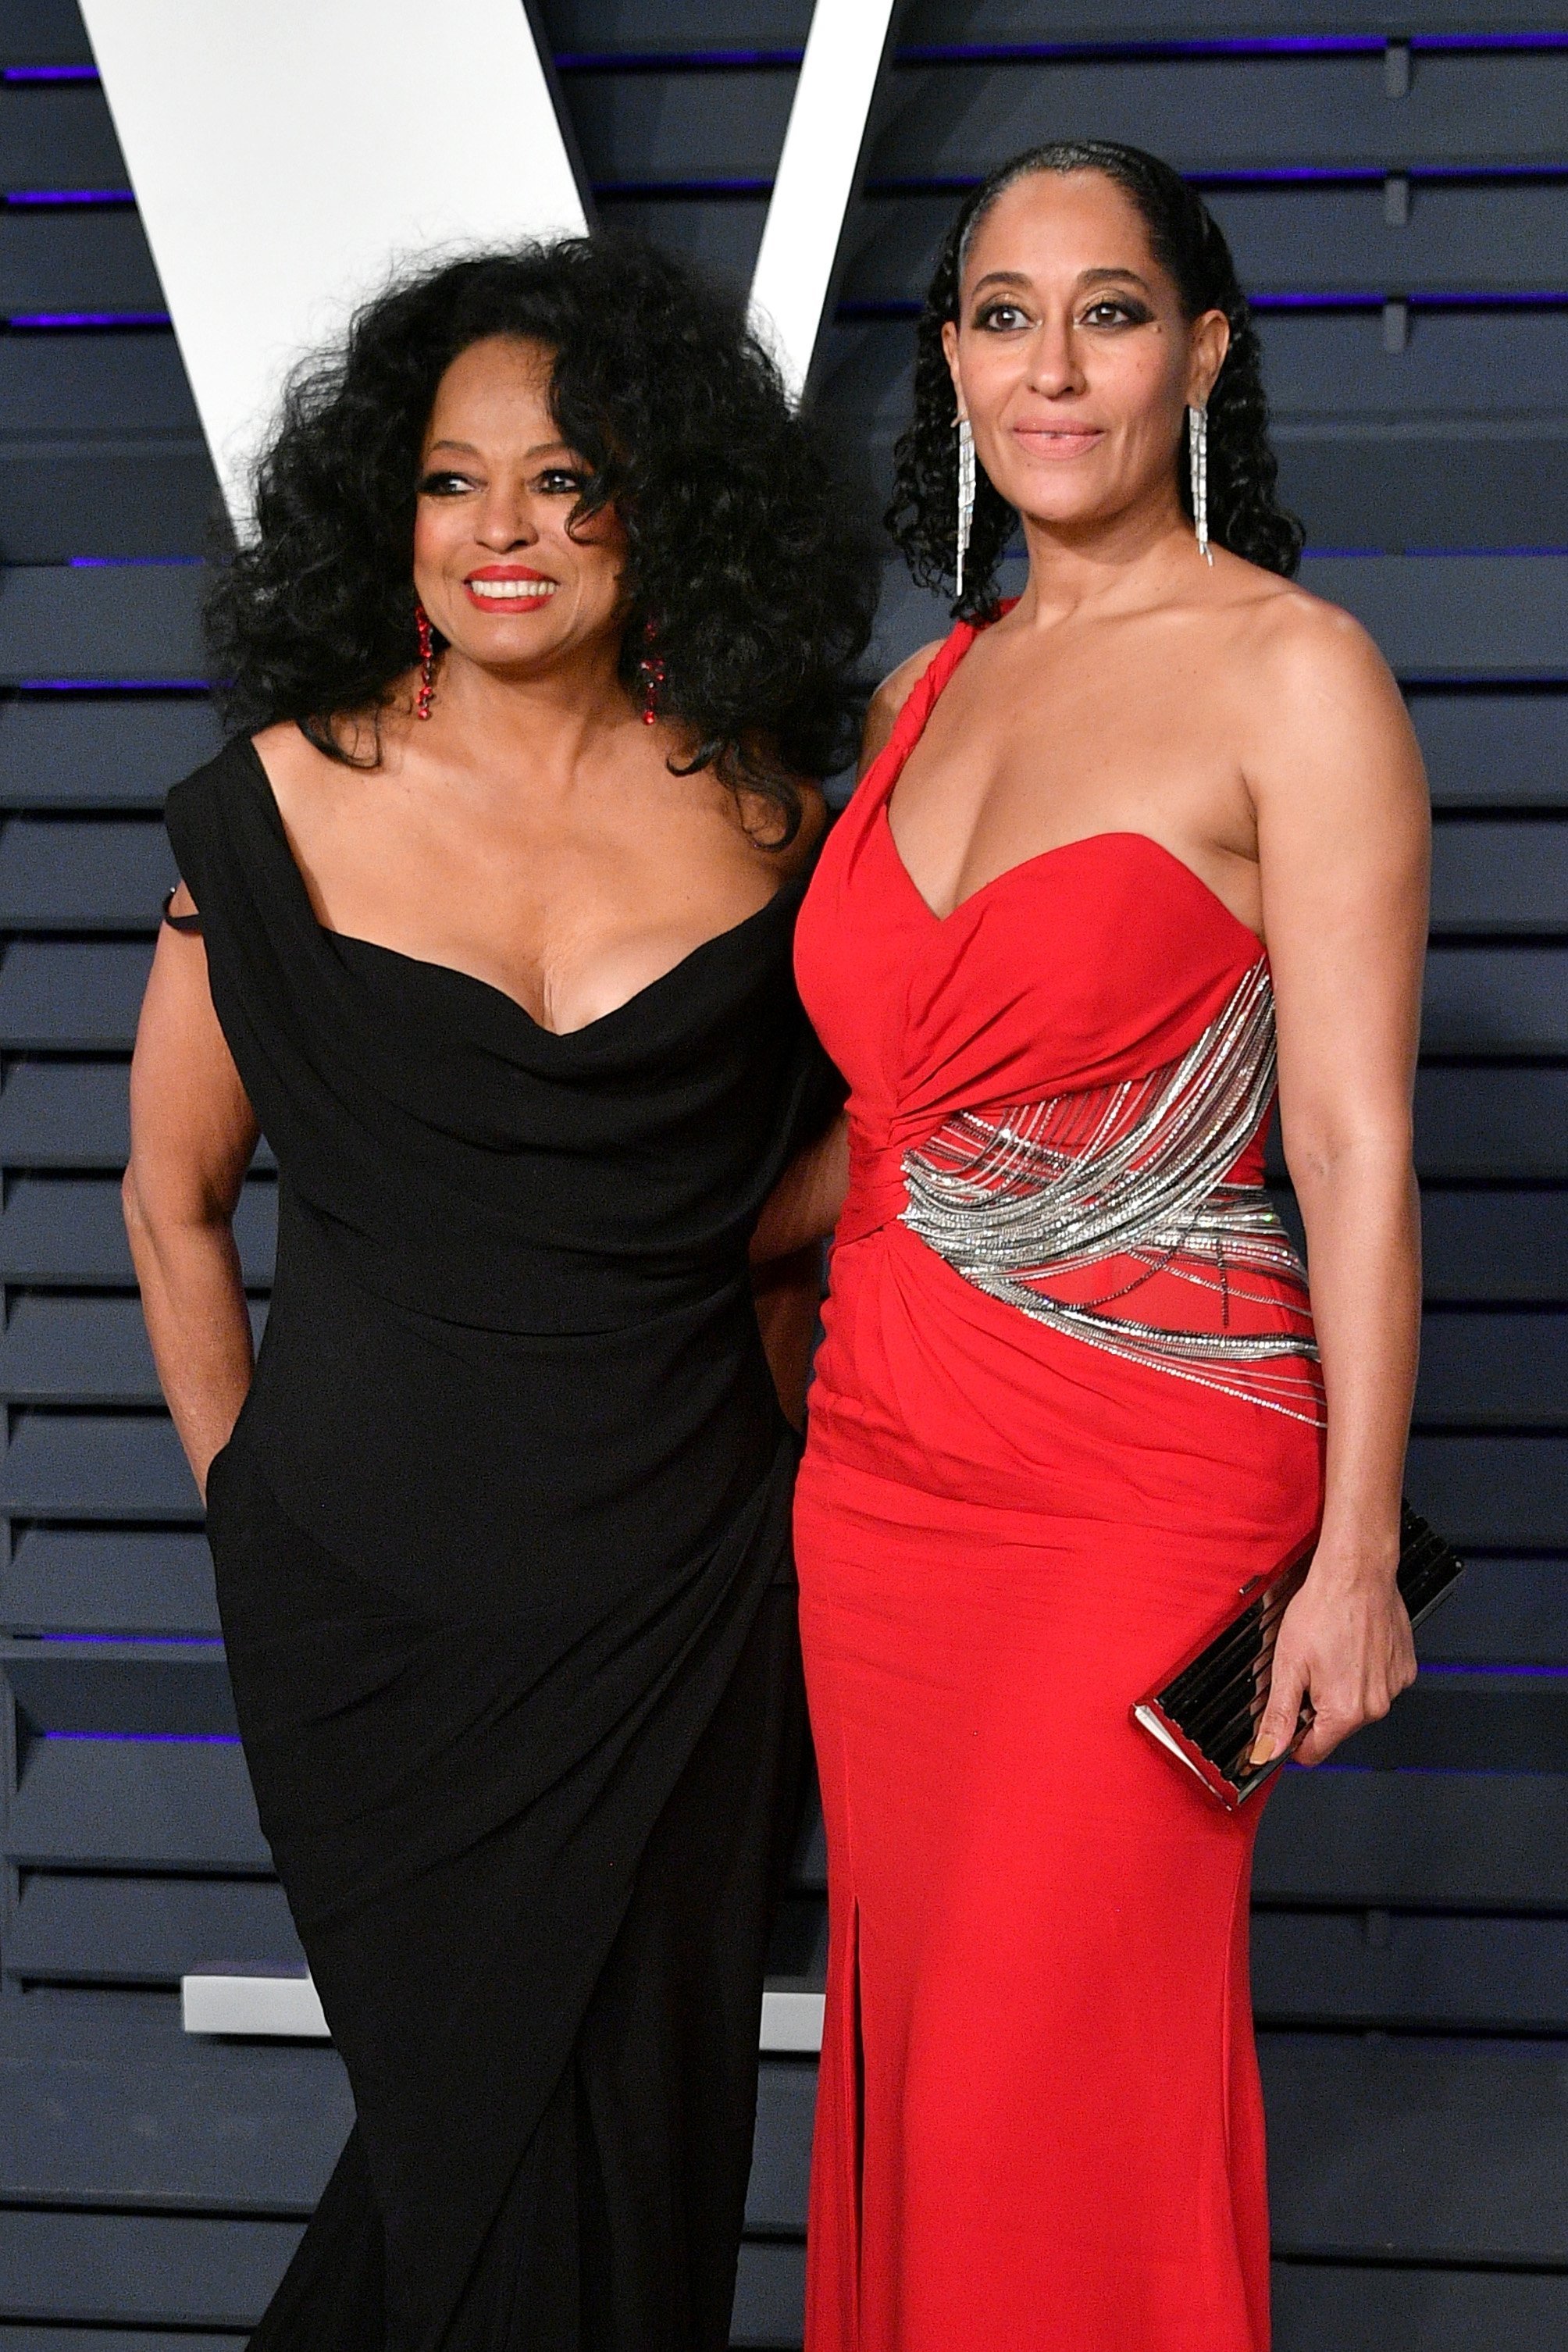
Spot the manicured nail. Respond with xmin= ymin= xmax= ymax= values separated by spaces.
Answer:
xmin=1248 ymin=1733 xmax=1278 ymax=1768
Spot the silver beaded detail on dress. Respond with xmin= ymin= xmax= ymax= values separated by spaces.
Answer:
xmin=900 ymin=958 xmax=1324 ymax=1425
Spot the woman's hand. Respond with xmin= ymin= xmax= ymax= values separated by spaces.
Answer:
xmin=1249 ymin=1542 xmax=1417 ymax=1769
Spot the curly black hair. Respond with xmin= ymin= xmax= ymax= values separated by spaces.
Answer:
xmin=887 ymin=140 xmax=1305 ymax=618
xmin=206 ymin=235 xmax=880 ymax=839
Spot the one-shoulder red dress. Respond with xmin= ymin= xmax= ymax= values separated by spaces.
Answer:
xmin=792 ymin=618 xmax=1327 ymax=2352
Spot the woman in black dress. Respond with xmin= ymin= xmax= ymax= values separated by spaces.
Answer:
xmin=123 ymin=239 xmax=875 ymax=2351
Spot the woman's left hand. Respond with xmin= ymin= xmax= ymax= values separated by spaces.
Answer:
xmin=1249 ymin=1546 xmax=1417 ymax=1769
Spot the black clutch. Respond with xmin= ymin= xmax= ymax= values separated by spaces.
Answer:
xmin=1131 ymin=1504 xmax=1465 ymax=1811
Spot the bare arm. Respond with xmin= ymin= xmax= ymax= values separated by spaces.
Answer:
xmin=1246 ymin=604 xmax=1429 ymax=1768
xmin=124 ymin=887 xmax=259 ymax=1498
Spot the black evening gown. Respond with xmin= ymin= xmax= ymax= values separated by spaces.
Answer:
xmin=163 ymin=740 xmax=837 ymax=2352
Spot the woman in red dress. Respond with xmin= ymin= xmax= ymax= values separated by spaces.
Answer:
xmin=783 ymin=143 xmax=1429 ymax=2348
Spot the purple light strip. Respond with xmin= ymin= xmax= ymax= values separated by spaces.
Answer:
xmin=1422 ymin=1662 xmax=1568 ymax=1677
xmin=16 ymin=678 xmax=210 ymax=693
xmin=43 ymin=1729 xmax=241 ymax=1744
xmin=595 ymin=176 xmax=771 ymax=201
xmin=897 ymin=34 xmax=1568 ymax=65
xmin=68 ymin=555 xmax=201 ymax=568
xmin=7 ymin=310 xmax=170 ymax=330
xmin=31 ymin=1631 xmax=223 ymax=1646
xmin=2 ymin=64 xmax=99 ymax=84
xmin=4 ymin=190 xmax=134 ymax=208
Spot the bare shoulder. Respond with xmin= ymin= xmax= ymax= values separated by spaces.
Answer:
xmin=1228 ymin=566 xmax=1403 ymax=725
xmin=251 ymin=715 xmax=378 ymax=798
xmin=860 ymin=638 xmax=947 ymax=775
xmin=1218 ymin=566 xmax=1427 ymax=836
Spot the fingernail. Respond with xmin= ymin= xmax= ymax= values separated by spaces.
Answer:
xmin=1248 ymin=1734 xmax=1278 ymax=1768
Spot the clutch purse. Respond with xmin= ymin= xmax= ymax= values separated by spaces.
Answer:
xmin=1131 ymin=1504 xmax=1465 ymax=1811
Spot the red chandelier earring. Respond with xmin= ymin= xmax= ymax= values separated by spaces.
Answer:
xmin=414 ymin=604 xmax=437 ymax=721
xmin=636 ymin=618 xmax=665 ymax=726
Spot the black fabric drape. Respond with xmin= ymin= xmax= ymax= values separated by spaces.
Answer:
xmin=165 ymin=742 xmax=835 ymax=2349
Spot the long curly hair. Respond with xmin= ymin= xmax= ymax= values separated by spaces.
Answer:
xmin=207 ymin=237 xmax=879 ymax=839
xmin=887 ymin=140 xmax=1304 ymax=618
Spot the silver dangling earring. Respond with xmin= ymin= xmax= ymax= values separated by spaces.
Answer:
xmin=955 ymin=414 xmax=976 ymax=598
xmin=1188 ymin=402 xmax=1212 ymax=566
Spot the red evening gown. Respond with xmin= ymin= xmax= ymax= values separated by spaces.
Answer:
xmin=792 ymin=616 xmax=1327 ymax=2352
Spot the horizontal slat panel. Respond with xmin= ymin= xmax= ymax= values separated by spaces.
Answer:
xmin=9 ymin=1876 xmax=303 ymax=1987
xmin=593 ymin=193 xmax=767 ymax=289
xmin=6 ymin=1737 xmax=269 ymax=1870
xmin=0 ymin=817 xmax=173 ymax=928
xmin=1414 ymin=1310 xmax=1568 ymax=1427
xmin=567 ymin=69 xmax=792 ymax=180
xmin=1423 ymin=946 xmax=1568 ymax=1054
xmin=1263 ymin=2033 xmax=1568 ymax=2265
xmin=0 ymin=5 xmax=92 ymax=62
xmin=1419 ymin=1559 xmax=1568 ymax=1666
xmin=1263 ymin=307 xmax=1568 ymax=422
xmin=0 ymin=1412 xmax=200 ymax=1519
xmin=874 ymin=52 xmax=1568 ymax=175
xmin=1330 ymin=1674 xmax=1568 ymax=1771
xmin=0 ymin=2335 xmax=241 ymax=2351
xmin=1274 ymin=426 xmax=1568 ymax=555
xmin=1413 ymin=694 xmax=1568 ymax=811
xmin=1 ymin=1529 xmax=220 ymax=1636
xmin=0 ymin=1174 xmax=275 ymax=1285
xmin=1253 ymin=1912 xmax=1568 ymax=2032
xmin=0 ymin=940 xmax=151 ymax=1049
xmin=744 ymin=2058 xmax=816 ymax=2234
xmin=0 ymin=1293 xmax=161 ymax=1398
xmin=0 ymin=699 xmax=221 ymax=810
xmin=1303 ymin=554 xmax=1568 ymax=683
xmin=1254 ymin=1767 xmax=1568 ymax=1908
xmin=0 ymin=1994 xmax=344 ymax=2215
xmin=0 ymin=332 xmax=195 ymax=437
xmin=0 ymin=1064 xmax=129 ymax=1170
xmin=0 ymin=566 xmax=206 ymax=686
xmin=1421 ymin=1192 xmax=1568 ymax=1302
xmin=1415 ymin=1071 xmax=1568 ymax=1181
xmin=1274 ymin=2265 xmax=1568 ymax=2352
xmin=4 ymin=1644 xmax=239 ymax=1735
xmin=0 ymin=86 xmax=123 ymax=183
xmin=0 ymin=214 xmax=163 ymax=312
xmin=550 ymin=0 xmax=811 ymax=45
xmin=900 ymin=4 xmax=1568 ymax=32
xmin=732 ymin=2240 xmax=806 ymax=2352
xmin=0 ymin=446 xmax=219 ymax=564
xmin=843 ymin=185 xmax=1568 ymax=306
xmin=1431 ymin=822 xmax=1568 ymax=932
xmin=0 ymin=1299 xmax=263 ymax=1408
xmin=1408 ymin=1431 xmax=1568 ymax=1547
xmin=0 ymin=2209 xmax=299 ymax=2329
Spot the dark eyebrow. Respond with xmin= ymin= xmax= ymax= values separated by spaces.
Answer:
xmin=968 ymin=265 xmax=1154 ymax=298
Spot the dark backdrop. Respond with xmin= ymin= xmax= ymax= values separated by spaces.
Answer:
xmin=0 ymin=5 xmax=1564 ymax=2347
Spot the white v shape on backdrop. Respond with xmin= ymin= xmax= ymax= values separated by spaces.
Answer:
xmin=79 ymin=0 xmax=901 ymax=523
